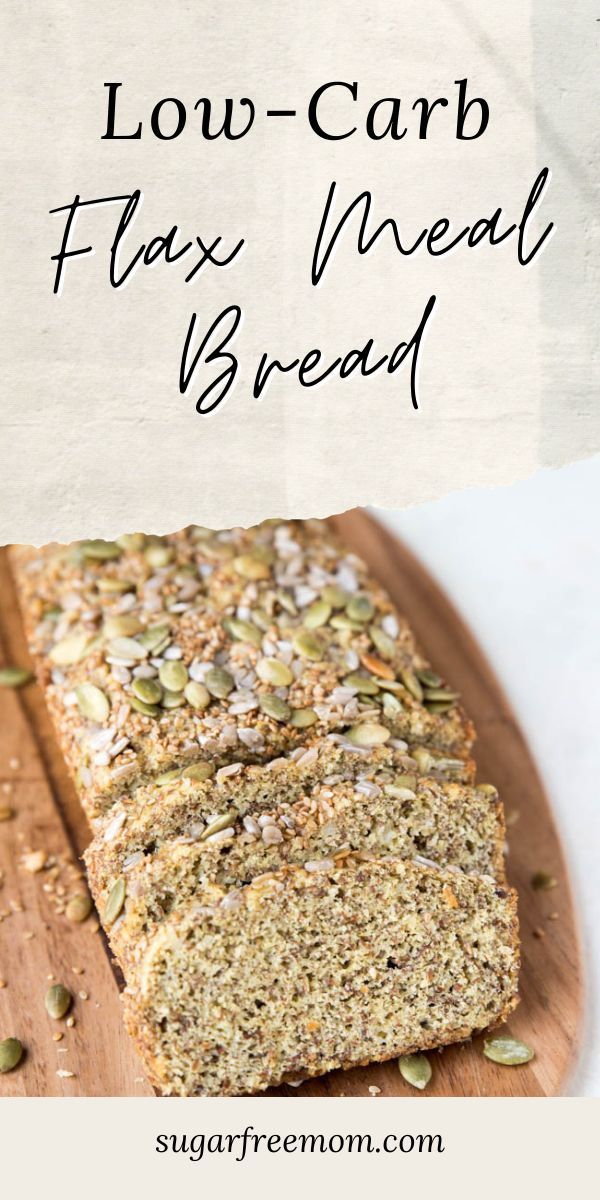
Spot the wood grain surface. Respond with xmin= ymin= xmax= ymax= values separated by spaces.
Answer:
xmin=0 ymin=512 xmax=584 ymax=1096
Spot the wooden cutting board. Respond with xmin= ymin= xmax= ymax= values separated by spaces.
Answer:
xmin=0 ymin=513 xmax=584 ymax=1096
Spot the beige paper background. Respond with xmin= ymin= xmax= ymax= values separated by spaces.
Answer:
xmin=0 ymin=0 xmax=597 ymax=543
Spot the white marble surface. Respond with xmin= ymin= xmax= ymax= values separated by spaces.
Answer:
xmin=376 ymin=456 xmax=600 ymax=1096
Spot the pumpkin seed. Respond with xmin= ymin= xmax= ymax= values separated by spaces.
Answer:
xmin=369 ymin=625 xmax=396 ymax=660
xmin=256 ymin=658 xmax=294 ymax=687
xmin=104 ymin=877 xmax=126 ymax=926
xmin=49 ymin=632 xmax=92 ymax=665
xmin=156 ymin=767 xmax=184 ymax=786
xmin=0 ymin=1037 xmax=23 ymax=1073
xmin=292 ymin=630 xmax=325 ymax=661
xmin=343 ymin=672 xmax=380 ymax=696
xmin=161 ymin=690 xmax=186 ymax=709
xmin=290 ymin=707 xmax=318 ymax=728
xmin=132 ymin=677 xmax=163 ymax=705
xmin=412 ymin=747 xmax=465 ymax=776
xmin=321 ymin=585 xmax=347 ymax=609
xmin=205 ymin=667 xmax=234 ymax=699
xmin=251 ymin=607 xmax=272 ymax=633
xmin=137 ymin=624 xmax=171 ymax=653
xmin=276 ymin=590 xmax=298 ymax=616
xmin=259 ymin=694 xmax=291 ymax=722
xmin=224 ymin=618 xmax=262 ymax=648
xmin=75 ymin=683 xmax=109 ymax=724
xmin=330 ymin=614 xmax=364 ymax=631
xmin=130 ymin=696 xmax=159 ymax=717
xmin=531 ymin=871 xmax=557 ymax=892
xmin=346 ymin=594 xmax=374 ymax=623
xmin=199 ymin=812 xmax=237 ymax=841
xmin=80 ymin=539 xmax=121 ymax=561
xmin=303 ymin=601 xmax=332 ymax=629
xmin=483 ymin=1036 xmax=534 ymax=1066
xmin=65 ymin=894 xmax=92 ymax=923
xmin=382 ymin=692 xmax=402 ymax=716
xmin=399 ymin=668 xmax=423 ymax=702
xmin=45 ymin=983 xmax=72 ymax=1020
xmin=346 ymin=722 xmax=391 ymax=746
xmin=423 ymin=688 xmax=458 ymax=703
xmin=97 ymin=577 xmax=135 ymax=595
xmin=103 ymin=614 xmax=143 ymax=639
xmin=385 ymin=775 xmax=418 ymax=794
xmin=425 ymin=701 xmax=453 ymax=714
xmin=184 ymin=681 xmax=211 ymax=709
xmin=108 ymin=636 xmax=148 ymax=661
xmin=0 ymin=667 xmax=33 ymax=689
xmin=398 ymin=1053 xmax=432 ymax=1090
xmin=144 ymin=541 xmax=173 ymax=568
xmin=182 ymin=761 xmax=215 ymax=782
xmin=115 ymin=533 xmax=146 ymax=552
xmin=158 ymin=660 xmax=188 ymax=692
xmin=416 ymin=668 xmax=442 ymax=688
xmin=233 ymin=554 xmax=270 ymax=580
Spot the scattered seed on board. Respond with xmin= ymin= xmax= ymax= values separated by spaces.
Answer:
xmin=398 ymin=1053 xmax=432 ymax=1090
xmin=65 ymin=893 xmax=92 ymax=923
xmin=0 ymin=667 xmax=34 ymax=689
xmin=45 ymin=984 xmax=72 ymax=1020
xmin=531 ymin=871 xmax=557 ymax=891
xmin=0 ymin=1037 xmax=23 ymax=1073
xmin=483 ymin=1036 xmax=534 ymax=1066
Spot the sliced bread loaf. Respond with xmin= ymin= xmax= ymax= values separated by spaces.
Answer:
xmin=92 ymin=776 xmax=504 ymax=966
xmin=123 ymin=854 xmax=519 ymax=1096
xmin=85 ymin=736 xmax=476 ymax=899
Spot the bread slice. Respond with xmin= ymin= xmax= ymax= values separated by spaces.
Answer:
xmin=90 ymin=775 xmax=504 ymax=969
xmin=85 ymin=736 xmax=476 ymax=898
xmin=123 ymin=855 xmax=519 ymax=1096
xmin=10 ymin=519 xmax=474 ymax=810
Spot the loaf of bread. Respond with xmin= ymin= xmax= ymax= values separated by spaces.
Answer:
xmin=123 ymin=855 xmax=519 ymax=1096
xmin=10 ymin=521 xmax=474 ymax=811
xmin=10 ymin=519 xmax=519 ymax=1096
